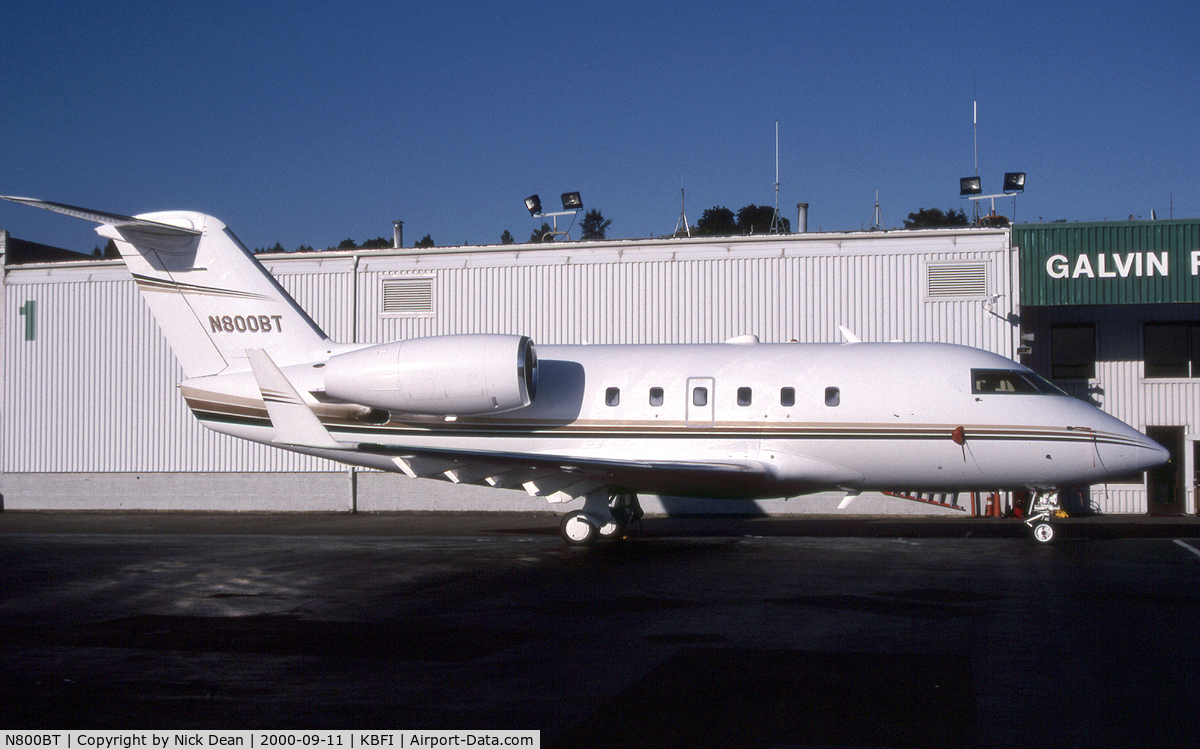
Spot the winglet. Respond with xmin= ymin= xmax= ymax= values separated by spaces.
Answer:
xmin=246 ymin=348 xmax=343 ymax=449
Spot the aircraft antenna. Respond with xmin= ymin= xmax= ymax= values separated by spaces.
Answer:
xmin=770 ymin=121 xmax=785 ymax=234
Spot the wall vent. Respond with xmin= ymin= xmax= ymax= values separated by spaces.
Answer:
xmin=381 ymin=277 xmax=434 ymax=314
xmin=927 ymin=263 xmax=987 ymax=298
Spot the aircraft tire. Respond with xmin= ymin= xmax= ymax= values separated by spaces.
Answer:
xmin=597 ymin=520 xmax=625 ymax=540
xmin=1032 ymin=522 xmax=1054 ymax=543
xmin=561 ymin=511 xmax=598 ymax=545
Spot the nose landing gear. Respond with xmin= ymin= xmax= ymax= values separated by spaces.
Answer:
xmin=1024 ymin=490 xmax=1061 ymax=543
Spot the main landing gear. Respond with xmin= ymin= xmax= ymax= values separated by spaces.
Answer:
xmin=1024 ymin=490 xmax=1061 ymax=543
xmin=559 ymin=489 xmax=644 ymax=545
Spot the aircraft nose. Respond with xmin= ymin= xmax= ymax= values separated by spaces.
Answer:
xmin=1140 ymin=435 xmax=1172 ymax=470
xmin=1095 ymin=426 xmax=1171 ymax=476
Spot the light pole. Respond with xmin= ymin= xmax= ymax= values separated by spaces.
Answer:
xmin=960 ymin=173 xmax=1025 ymax=226
xmin=525 ymin=192 xmax=583 ymax=241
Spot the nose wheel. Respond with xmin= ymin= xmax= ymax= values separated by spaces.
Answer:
xmin=1024 ymin=490 xmax=1060 ymax=543
xmin=1030 ymin=521 xmax=1055 ymax=543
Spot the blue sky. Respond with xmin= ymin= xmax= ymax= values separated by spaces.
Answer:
xmin=2 ymin=0 xmax=1198 ymax=254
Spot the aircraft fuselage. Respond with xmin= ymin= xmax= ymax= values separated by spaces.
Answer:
xmin=181 ymin=340 xmax=1163 ymax=500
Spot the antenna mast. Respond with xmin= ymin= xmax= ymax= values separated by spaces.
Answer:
xmin=770 ymin=121 xmax=785 ymax=233
xmin=971 ymin=99 xmax=982 ymax=225
xmin=675 ymin=186 xmax=690 ymax=237
xmin=972 ymin=73 xmax=979 ymax=176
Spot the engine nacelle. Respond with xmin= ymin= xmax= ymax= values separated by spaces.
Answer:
xmin=322 ymin=334 xmax=537 ymax=416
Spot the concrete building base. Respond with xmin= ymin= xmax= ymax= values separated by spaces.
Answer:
xmin=1 ymin=471 xmax=968 ymax=516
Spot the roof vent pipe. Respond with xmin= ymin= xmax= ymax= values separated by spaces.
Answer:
xmin=796 ymin=203 xmax=808 ymax=233
xmin=392 ymin=220 xmax=404 ymax=249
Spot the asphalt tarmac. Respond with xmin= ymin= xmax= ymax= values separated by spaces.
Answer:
xmin=3 ymin=511 xmax=1200 ymax=748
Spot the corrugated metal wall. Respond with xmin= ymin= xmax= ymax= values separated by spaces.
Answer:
xmin=2 ymin=261 xmax=349 ymax=473
xmin=358 ymin=230 xmax=1014 ymax=352
xmin=1021 ymin=302 xmax=1200 ymax=513
xmin=3 ymin=228 xmax=1015 ymax=477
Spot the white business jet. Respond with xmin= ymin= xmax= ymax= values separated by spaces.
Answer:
xmin=3 ymin=197 xmax=1169 ymax=544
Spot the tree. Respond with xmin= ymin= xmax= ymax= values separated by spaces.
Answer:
xmin=736 ymin=204 xmax=789 ymax=234
xmin=529 ymin=222 xmax=553 ymax=243
xmin=92 ymin=239 xmax=121 ymax=258
xmin=414 ymin=234 xmax=435 ymax=248
xmin=696 ymin=206 xmax=737 ymax=236
xmin=336 ymin=238 xmax=358 ymax=250
xmin=579 ymin=209 xmax=612 ymax=240
xmin=360 ymin=236 xmax=392 ymax=249
xmin=500 ymin=229 xmax=515 ymax=245
xmin=903 ymin=207 xmax=969 ymax=229
xmin=294 ymin=244 xmax=314 ymax=253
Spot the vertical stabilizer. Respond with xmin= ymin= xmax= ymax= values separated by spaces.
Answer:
xmin=1 ymin=197 xmax=330 ymax=378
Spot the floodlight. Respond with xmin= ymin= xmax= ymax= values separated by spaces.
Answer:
xmin=561 ymin=191 xmax=583 ymax=211
xmin=960 ymin=176 xmax=982 ymax=196
xmin=1003 ymin=172 xmax=1026 ymax=193
xmin=524 ymin=194 xmax=542 ymax=216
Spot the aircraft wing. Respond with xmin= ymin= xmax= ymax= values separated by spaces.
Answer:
xmin=351 ymin=441 xmax=771 ymax=502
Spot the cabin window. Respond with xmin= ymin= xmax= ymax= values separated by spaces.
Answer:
xmin=692 ymin=387 xmax=708 ymax=407
xmin=605 ymin=387 xmax=620 ymax=407
xmin=825 ymin=387 xmax=840 ymax=407
xmin=737 ymin=387 xmax=752 ymax=406
xmin=1144 ymin=322 xmax=1200 ymax=378
xmin=780 ymin=387 xmax=795 ymax=407
xmin=649 ymin=387 xmax=664 ymax=406
xmin=1051 ymin=324 xmax=1096 ymax=379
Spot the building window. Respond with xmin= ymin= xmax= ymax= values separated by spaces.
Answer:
xmin=605 ymin=387 xmax=620 ymax=407
xmin=649 ymin=387 xmax=664 ymax=407
xmin=825 ymin=387 xmax=840 ymax=407
xmin=1144 ymin=323 xmax=1200 ymax=378
xmin=1050 ymin=324 xmax=1096 ymax=379
xmin=780 ymin=387 xmax=795 ymax=407
xmin=737 ymin=387 xmax=752 ymax=406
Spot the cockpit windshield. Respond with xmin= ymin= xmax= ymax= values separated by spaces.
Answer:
xmin=972 ymin=369 xmax=1066 ymax=396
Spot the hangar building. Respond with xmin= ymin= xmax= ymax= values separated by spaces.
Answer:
xmin=2 ymin=225 xmax=1017 ymax=515
xmin=2 ymin=218 xmax=1196 ymax=516
xmin=1014 ymin=219 xmax=1200 ymax=515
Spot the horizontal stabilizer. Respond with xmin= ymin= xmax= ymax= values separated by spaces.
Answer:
xmin=246 ymin=348 xmax=343 ymax=450
xmin=0 ymin=196 xmax=199 ymax=235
